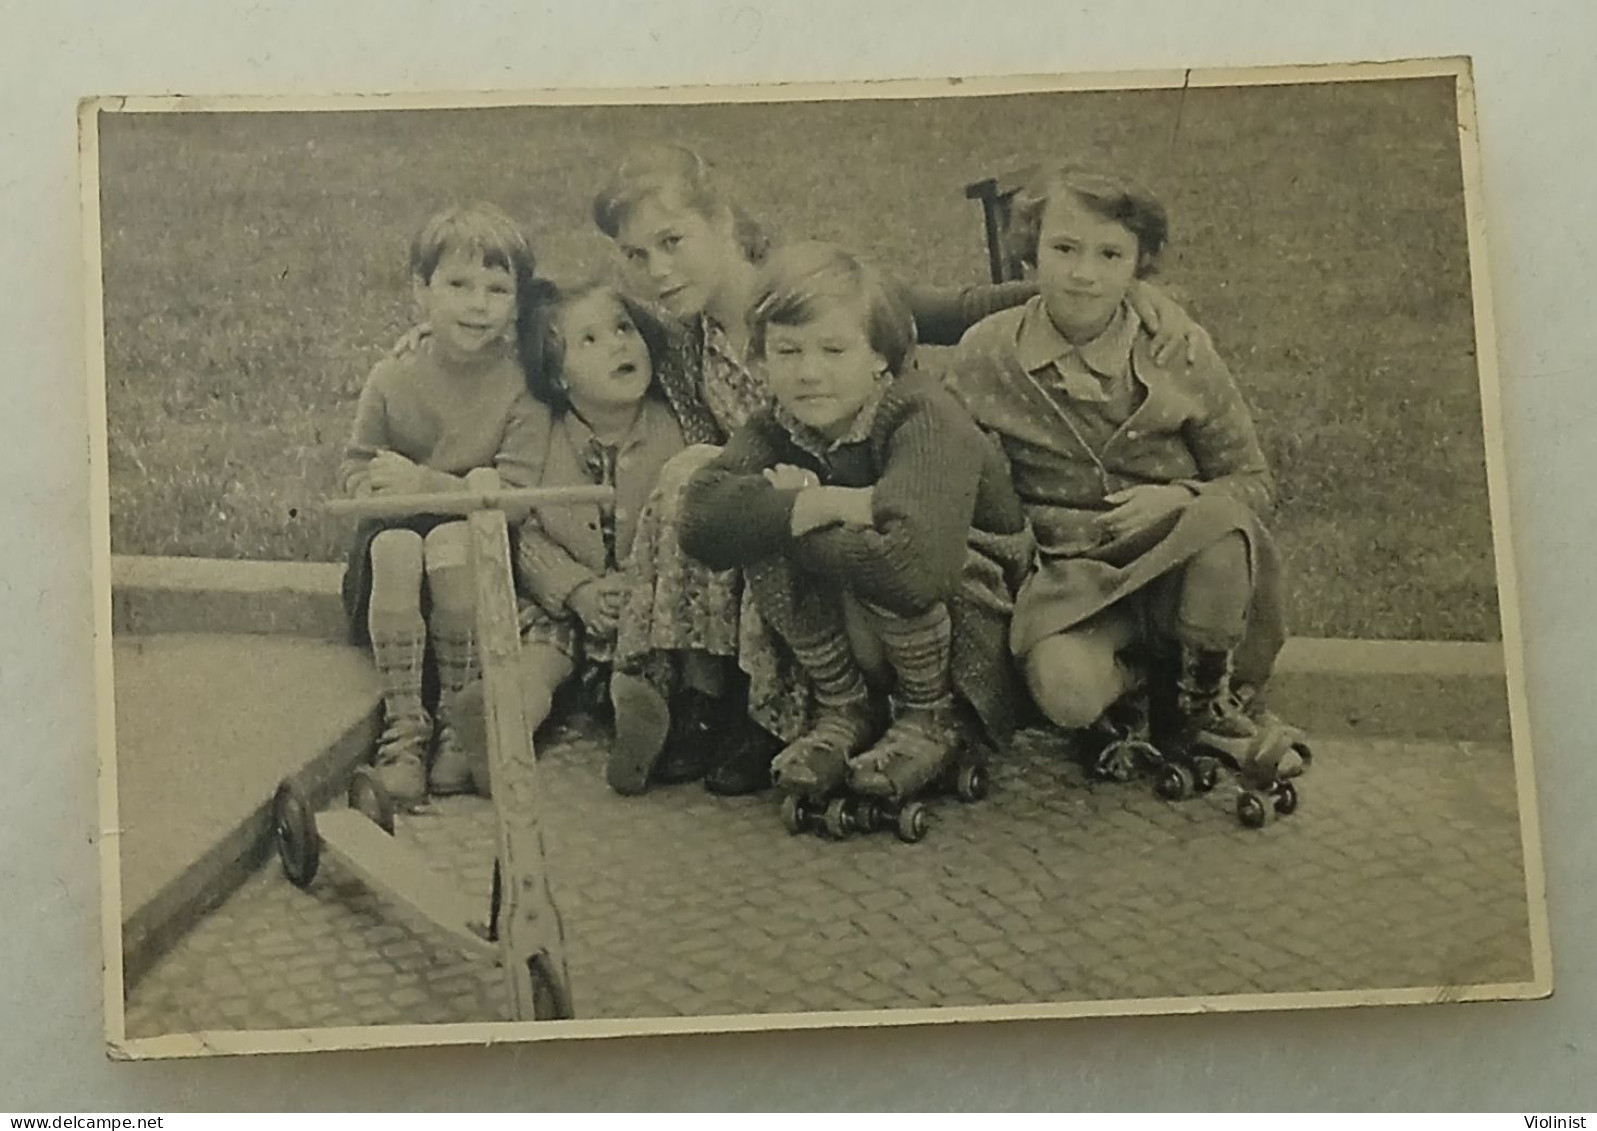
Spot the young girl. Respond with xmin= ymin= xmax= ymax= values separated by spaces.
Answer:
xmin=947 ymin=164 xmax=1302 ymax=779
xmin=590 ymin=143 xmax=1209 ymax=797
xmin=339 ymin=203 xmax=545 ymax=806
xmin=452 ymin=281 xmax=686 ymax=796
xmin=678 ymin=242 xmax=1033 ymax=804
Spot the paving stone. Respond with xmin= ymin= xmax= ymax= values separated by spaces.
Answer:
xmin=123 ymin=727 xmax=1537 ymax=1035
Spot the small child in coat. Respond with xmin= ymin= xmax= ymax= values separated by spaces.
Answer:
xmin=453 ymin=281 xmax=687 ymax=795
xmin=679 ymin=242 xmax=1032 ymax=805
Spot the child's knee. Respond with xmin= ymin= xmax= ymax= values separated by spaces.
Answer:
xmin=1025 ymin=636 xmax=1124 ymax=730
xmin=422 ymin=522 xmax=471 ymax=571
xmin=368 ymin=529 xmax=424 ymax=608
xmin=423 ymin=522 xmax=474 ymax=609
xmin=1183 ymin=532 xmax=1249 ymax=592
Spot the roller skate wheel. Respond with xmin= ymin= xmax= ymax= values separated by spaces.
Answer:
xmin=1274 ymin=781 xmax=1299 ymax=816
xmin=780 ymin=794 xmax=807 ymax=836
xmin=955 ymin=763 xmax=989 ymax=803
xmin=1237 ymin=790 xmax=1272 ymax=828
xmin=1154 ymin=763 xmax=1194 ymax=801
xmin=895 ymin=801 xmax=930 ymax=844
xmin=273 ymin=780 xmax=320 ymax=889
xmin=822 ymin=797 xmax=853 ymax=840
xmin=1193 ymin=757 xmax=1221 ymax=794
xmin=347 ymin=767 xmax=396 ymax=835
xmin=1097 ymin=741 xmax=1139 ymax=782
xmin=853 ymin=798 xmax=889 ymax=834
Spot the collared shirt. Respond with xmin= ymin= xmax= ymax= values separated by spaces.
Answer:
xmin=771 ymin=376 xmax=893 ymax=466
xmin=1015 ymin=297 xmax=1142 ymax=414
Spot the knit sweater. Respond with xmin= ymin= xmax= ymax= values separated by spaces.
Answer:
xmin=948 ymin=297 xmax=1274 ymax=560
xmin=678 ymin=367 xmax=1027 ymax=617
xmin=339 ymin=340 xmax=543 ymax=496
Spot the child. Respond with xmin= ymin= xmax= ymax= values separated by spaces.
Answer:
xmin=453 ymin=281 xmax=686 ymax=796
xmin=678 ymin=242 xmax=1032 ymax=804
xmin=946 ymin=163 xmax=1302 ymax=777
xmin=590 ymin=143 xmax=1208 ymax=798
xmin=338 ymin=203 xmax=545 ymax=806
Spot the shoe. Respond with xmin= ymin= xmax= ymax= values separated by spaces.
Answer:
xmin=429 ymin=723 xmax=477 ymax=797
xmin=849 ymin=702 xmax=963 ymax=801
xmin=373 ymin=712 xmax=430 ymax=807
xmin=608 ymin=672 xmax=672 ymax=796
xmin=771 ymin=697 xmax=881 ymax=799
xmin=703 ymin=720 xmax=782 ymax=796
xmin=652 ymin=689 xmax=721 ymax=786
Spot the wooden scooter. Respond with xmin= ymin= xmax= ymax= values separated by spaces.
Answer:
xmin=270 ymin=469 xmax=612 ymax=1022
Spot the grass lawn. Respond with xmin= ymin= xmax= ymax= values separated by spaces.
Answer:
xmin=95 ymin=76 xmax=1500 ymax=640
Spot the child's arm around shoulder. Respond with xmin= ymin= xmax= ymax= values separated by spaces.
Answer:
xmin=677 ymin=416 xmax=800 ymax=571
xmin=1171 ymin=336 xmax=1276 ymax=519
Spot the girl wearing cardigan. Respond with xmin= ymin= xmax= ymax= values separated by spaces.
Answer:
xmin=948 ymin=164 xmax=1306 ymax=788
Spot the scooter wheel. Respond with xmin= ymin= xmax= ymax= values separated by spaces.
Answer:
xmin=955 ymin=763 xmax=989 ymax=803
xmin=1274 ymin=781 xmax=1299 ymax=816
xmin=273 ymin=780 xmax=320 ymax=889
xmin=347 ymin=767 xmax=396 ymax=835
xmin=895 ymin=801 xmax=930 ymax=844
xmin=1237 ymin=790 xmax=1272 ymax=829
xmin=1193 ymin=757 xmax=1221 ymax=794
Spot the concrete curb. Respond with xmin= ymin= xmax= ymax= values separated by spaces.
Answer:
xmin=109 ymin=553 xmax=1512 ymax=741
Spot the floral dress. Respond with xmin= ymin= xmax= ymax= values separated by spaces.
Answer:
xmin=613 ymin=315 xmax=813 ymax=742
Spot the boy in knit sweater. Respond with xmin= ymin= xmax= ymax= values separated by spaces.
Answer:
xmin=339 ymin=203 xmax=545 ymax=806
xmin=679 ymin=243 xmax=1032 ymax=806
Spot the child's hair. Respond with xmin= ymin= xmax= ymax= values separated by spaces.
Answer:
xmin=517 ymin=280 xmax=670 ymax=413
xmin=747 ymin=241 xmax=916 ymax=376
xmin=410 ymin=202 xmax=539 ymax=294
xmin=592 ymin=144 xmax=772 ymax=265
xmin=1004 ymin=164 xmax=1168 ymax=278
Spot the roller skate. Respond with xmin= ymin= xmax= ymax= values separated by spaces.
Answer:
xmin=1170 ymin=648 xmax=1306 ymax=827
xmin=1080 ymin=693 xmax=1167 ymax=785
xmin=774 ymin=697 xmax=881 ymax=841
xmin=788 ymin=702 xmax=990 ymax=845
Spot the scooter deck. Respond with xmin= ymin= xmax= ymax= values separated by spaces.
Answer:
xmin=316 ymin=808 xmax=498 ymax=965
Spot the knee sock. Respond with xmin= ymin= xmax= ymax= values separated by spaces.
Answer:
xmin=368 ymin=606 xmax=428 ymax=725
xmin=788 ymin=626 xmax=868 ymax=711
xmin=430 ymin=606 xmax=479 ymax=726
xmin=877 ymin=603 xmax=953 ymax=712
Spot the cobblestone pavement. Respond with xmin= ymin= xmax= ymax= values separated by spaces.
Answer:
xmin=124 ymin=722 xmax=1535 ymax=1036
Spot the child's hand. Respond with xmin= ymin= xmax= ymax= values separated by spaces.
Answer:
xmin=1129 ymin=282 xmax=1213 ymax=367
xmin=828 ymin=486 xmax=875 ymax=527
xmin=568 ymin=576 xmax=624 ymax=639
xmin=791 ymin=486 xmax=876 ymax=535
xmin=1100 ymin=484 xmax=1192 ymax=541
xmin=764 ymin=464 xmax=821 ymax=491
xmin=365 ymin=450 xmax=428 ymax=495
xmin=389 ymin=323 xmax=432 ymax=359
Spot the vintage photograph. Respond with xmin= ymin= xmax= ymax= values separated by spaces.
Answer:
xmin=85 ymin=58 xmax=1549 ymax=1058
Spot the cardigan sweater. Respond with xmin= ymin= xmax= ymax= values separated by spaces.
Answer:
xmin=514 ymin=396 xmax=686 ymax=616
xmin=948 ymin=296 xmax=1274 ymax=560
